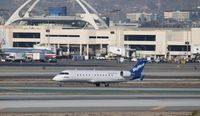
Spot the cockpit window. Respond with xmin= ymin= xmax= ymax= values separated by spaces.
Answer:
xmin=60 ymin=72 xmax=69 ymax=75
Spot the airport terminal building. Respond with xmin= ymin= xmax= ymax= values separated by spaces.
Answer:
xmin=1 ymin=0 xmax=200 ymax=60
xmin=1 ymin=25 xmax=200 ymax=59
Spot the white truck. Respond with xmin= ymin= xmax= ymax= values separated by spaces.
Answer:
xmin=32 ymin=53 xmax=40 ymax=61
xmin=5 ymin=52 xmax=25 ymax=62
xmin=104 ymin=46 xmax=127 ymax=61
xmin=107 ymin=46 xmax=126 ymax=57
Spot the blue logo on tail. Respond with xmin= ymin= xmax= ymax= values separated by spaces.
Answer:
xmin=130 ymin=59 xmax=146 ymax=80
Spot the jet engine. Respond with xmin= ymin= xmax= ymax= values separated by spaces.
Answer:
xmin=120 ymin=71 xmax=131 ymax=77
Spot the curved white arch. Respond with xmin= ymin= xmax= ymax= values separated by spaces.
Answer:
xmin=76 ymin=0 xmax=90 ymax=14
xmin=24 ymin=0 xmax=40 ymax=18
xmin=5 ymin=0 xmax=32 ymax=25
xmin=79 ymin=0 xmax=108 ymax=29
xmin=5 ymin=0 xmax=108 ymax=29
xmin=80 ymin=0 xmax=98 ymax=15
xmin=76 ymin=0 xmax=108 ymax=29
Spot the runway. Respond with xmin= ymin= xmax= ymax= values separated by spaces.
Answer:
xmin=1 ymin=99 xmax=200 ymax=112
xmin=0 ymin=87 xmax=200 ymax=112
xmin=0 ymin=62 xmax=200 ymax=113
xmin=1 ymin=87 xmax=200 ymax=95
xmin=1 ymin=72 xmax=200 ymax=78
xmin=0 ymin=94 xmax=200 ymax=100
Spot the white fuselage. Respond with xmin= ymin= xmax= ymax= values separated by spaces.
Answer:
xmin=53 ymin=70 xmax=131 ymax=83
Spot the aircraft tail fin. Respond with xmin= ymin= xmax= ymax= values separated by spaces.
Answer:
xmin=130 ymin=59 xmax=147 ymax=80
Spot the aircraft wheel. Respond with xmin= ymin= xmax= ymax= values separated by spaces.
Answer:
xmin=96 ymin=83 xmax=100 ymax=87
xmin=105 ymin=83 xmax=109 ymax=87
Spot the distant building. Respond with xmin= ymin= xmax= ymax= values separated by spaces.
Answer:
xmin=164 ymin=11 xmax=191 ymax=21
xmin=190 ymin=9 xmax=200 ymax=21
xmin=126 ymin=12 xmax=158 ymax=23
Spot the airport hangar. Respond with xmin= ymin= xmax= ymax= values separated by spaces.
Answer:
xmin=0 ymin=0 xmax=200 ymax=60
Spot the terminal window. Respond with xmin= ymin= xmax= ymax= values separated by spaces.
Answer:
xmin=89 ymin=36 xmax=109 ymax=39
xmin=13 ymin=32 xmax=40 ymax=38
xmin=89 ymin=36 xmax=96 ymax=39
xmin=129 ymin=45 xmax=156 ymax=51
xmin=13 ymin=42 xmax=37 ymax=47
xmin=124 ymin=35 xmax=156 ymax=41
xmin=110 ymin=31 xmax=115 ymax=34
xmin=46 ymin=35 xmax=80 ymax=38
xmin=168 ymin=45 xmax=191 ymax=51
xmin=97 ymin=36 xmax=109 ymax=39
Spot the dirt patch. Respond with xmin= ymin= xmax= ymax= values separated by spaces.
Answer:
xmin=0 ymin=112 xmax=193 ymax=116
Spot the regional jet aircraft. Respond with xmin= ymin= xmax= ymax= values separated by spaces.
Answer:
xmin=53 ymin=59 xmax=146 ymax=87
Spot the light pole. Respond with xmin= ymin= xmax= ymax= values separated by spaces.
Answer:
xmin=47 ymin=17 xmax=50 ymax=47
xmin=43 ymin=8 xmax=50 ymax=48
xmin=186 ymin=28 xmax=190 ymax=59
xmin=185 ymin=41 xmax=189 ymax=57
xmin=44 ymin=14 xmax=50 ymax=47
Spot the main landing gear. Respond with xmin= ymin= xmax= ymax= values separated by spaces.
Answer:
xmin=95 ymin=83 xmax=100 ymax=87
xmin=104 ymin=83 xmax=109 ymax=87
xmin=95 ymin=83 xmax=110 ymax=87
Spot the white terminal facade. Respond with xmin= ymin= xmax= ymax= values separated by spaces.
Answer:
xmin=0 ymin=0 xmax=200 ymax=59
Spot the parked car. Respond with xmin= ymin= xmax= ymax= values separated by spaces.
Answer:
xmin=96 ymin=56 xmax=105 ymax=60
xmin=0 ymin=58 xmax=5 ymax=62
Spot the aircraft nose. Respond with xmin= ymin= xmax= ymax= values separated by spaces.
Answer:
xmin=52 ymin=75 xmax=59 ymax=81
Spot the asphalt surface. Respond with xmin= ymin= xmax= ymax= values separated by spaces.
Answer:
xmin=0 ymin=87 xmax=200 ymax=112
xmin=1 ymin=101 xmax=200 ymax=112
xmin=0 ymin=61 xmax=200 ymax=78
xmin=0 ymin=60 xmax=200 ymax=112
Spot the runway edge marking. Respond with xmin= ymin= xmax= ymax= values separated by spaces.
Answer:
xmin=151 ymin=105 xmax=166 ymax=111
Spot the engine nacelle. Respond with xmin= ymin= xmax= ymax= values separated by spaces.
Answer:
xmin=120 ymin=71 xmax=131 ymax=77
